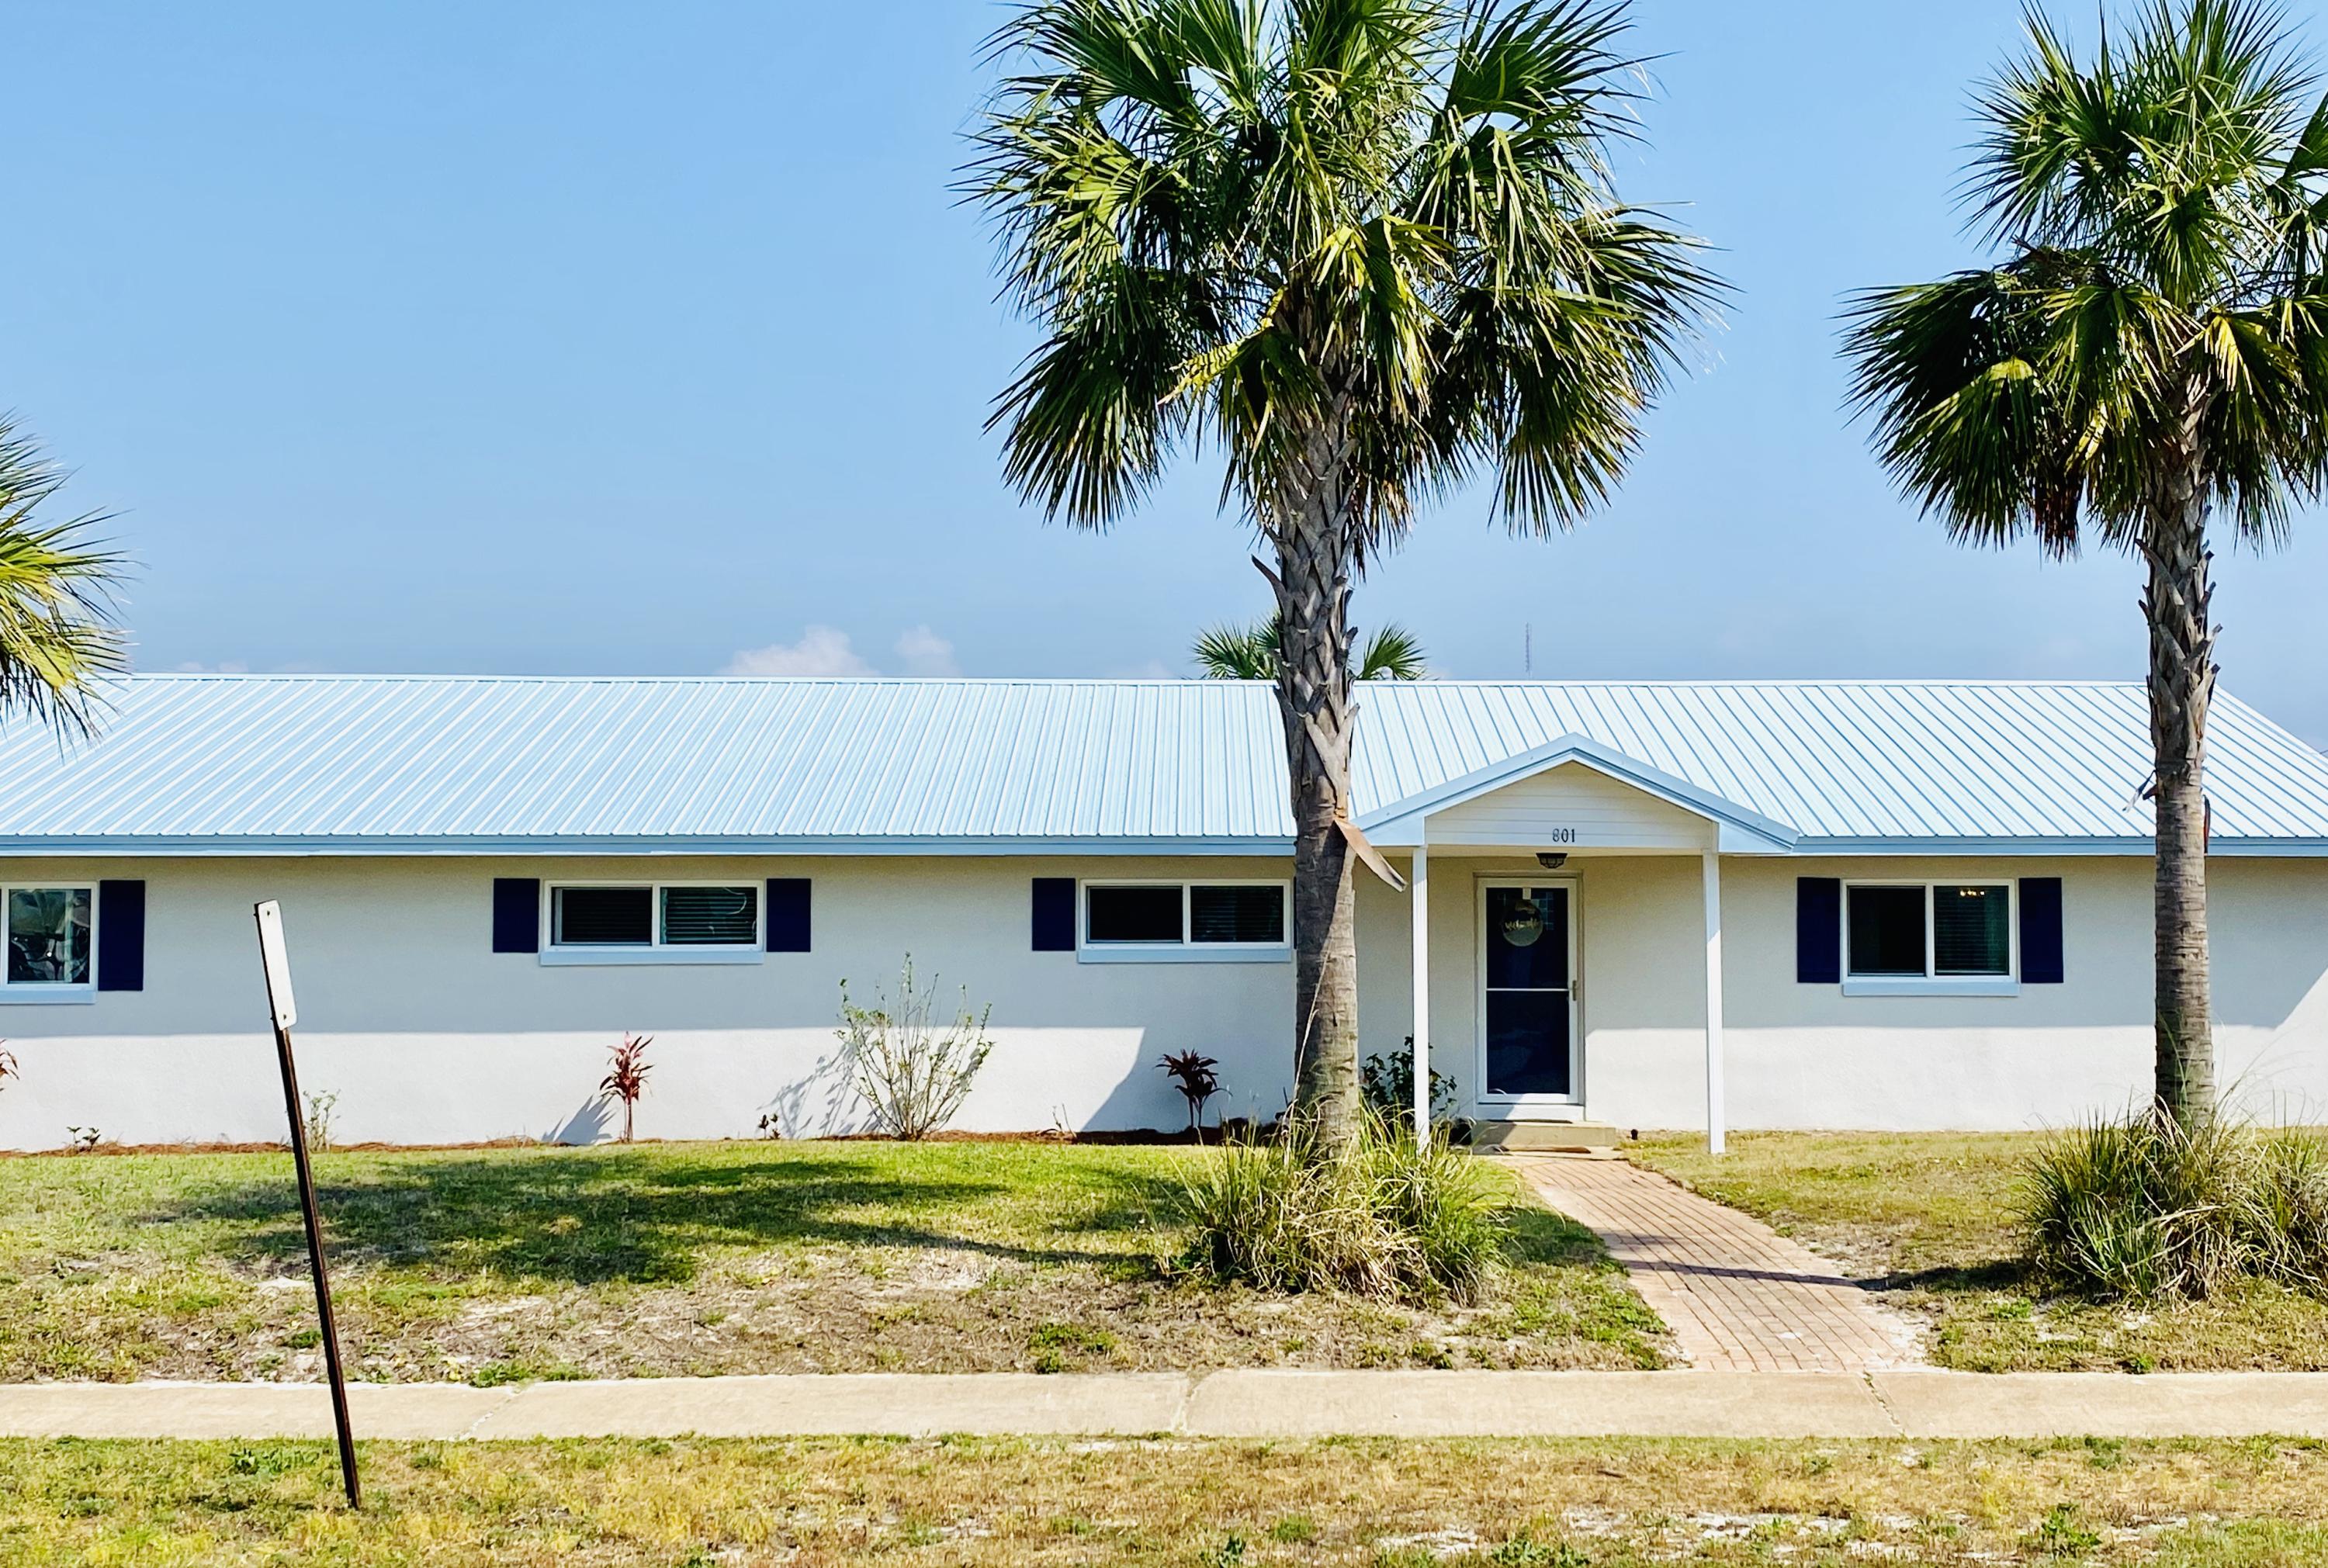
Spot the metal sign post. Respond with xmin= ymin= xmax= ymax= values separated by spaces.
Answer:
xmin=253 ymin=900 xmax=360 ymax=1509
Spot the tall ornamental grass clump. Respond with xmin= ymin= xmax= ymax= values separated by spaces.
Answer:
xmin=1178 ymin=1113 xmax=1505 ymax=1305
xmin=2021 ymin=1110 xmax=2328 ymax=1300
xmin=2243 ymin=1130 xmax=2328 ymax=1294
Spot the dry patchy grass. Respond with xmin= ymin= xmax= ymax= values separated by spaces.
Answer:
xmin=0 ymin=1141 xmax=1664 ymax=1383
xmin=1630 ymin=1131 xmax=2328 ymax=1372
xmin=5 ymin=1434 xmax=2327 ymax=1564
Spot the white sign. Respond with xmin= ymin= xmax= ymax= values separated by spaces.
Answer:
xmin=254 ymin=901 xmax=298 ymax=1031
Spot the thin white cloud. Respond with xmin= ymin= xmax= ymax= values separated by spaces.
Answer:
xmin=722 ymin=626 xmax=875 ymax=677
xmin=892 ymin=625 xmax=959 ymax=677
xmin=172 ymin=660 xmax=251 ymax=674
xmin=722 ymin=625 xmax=965 ymax=677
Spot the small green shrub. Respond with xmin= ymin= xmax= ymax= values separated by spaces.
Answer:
xmin=1026 ymin=1321 xmax=1115 ymax=1371
xmin=2024 ymin=1503 xmax=2101 ymax=1559
xmin=2020 ymin=1110 xmax=2328 ymax=1300
xmin=1360 ymin=1041 xmax=1458 ymax=1130
xmin=1488 ymin=1532 xmax=1590 ymax=1567
xmin=1201 ymin=1532 xmax=1247 ymax=1567
xmin=1178 ymin=1113 xmax=1505 ymax=1304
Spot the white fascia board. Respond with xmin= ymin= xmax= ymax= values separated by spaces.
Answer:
xmin=0 ymin=834 xmax=1298 ymax=859
xmin=9 ymin=832 xmax=2328 ymax=860
xmin=1792 ymin=835 xmax=2328 ymax=857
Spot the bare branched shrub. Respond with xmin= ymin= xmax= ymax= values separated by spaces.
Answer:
xmin=837 ymin=957 xmax=994 ymax=1140
xmin=302 ymin=1089 xmax=338 ymax=1151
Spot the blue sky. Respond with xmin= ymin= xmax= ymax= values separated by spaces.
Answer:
xmin=8 ymin=0 xmax=2327 ymax=739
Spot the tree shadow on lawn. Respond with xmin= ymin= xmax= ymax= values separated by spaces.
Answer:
xmin=145 ymin=1151 xmax=1193 ymax=1289
xmin=1865 ymin=1259 xmax=2029 ymax=1296
xmin=1504 ymin=1202 xmax=1617 ymax=1269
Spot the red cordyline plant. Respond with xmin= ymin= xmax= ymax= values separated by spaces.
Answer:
xmin=1159 ymin=1051 xmax=1221 ymax=1134
xmin=0 ymin=1045 xmax=17 ymax=1095
xmin=599 ymin=1033 xmax=652 ymax=1144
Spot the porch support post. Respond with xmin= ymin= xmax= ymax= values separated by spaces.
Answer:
xmin=1702 ymin=848 xmax=1727 ymax=1155
xmin=1410 ymin=846 xmax=1429 ymax=1134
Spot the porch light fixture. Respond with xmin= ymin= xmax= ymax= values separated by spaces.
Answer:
xmin=1535 ymin=852 xmax=1568 ymax=870
xmin=1501 ymin=896 xmax=1546 ymax=947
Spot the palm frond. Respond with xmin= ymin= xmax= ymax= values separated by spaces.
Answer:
xmin=988 ymin=262 xmax=1206 ymax=525
xmin=1843 ymin=259 xmax=2103 ymax=556
xmin=1192 ymin=611 xmax=1422 ymax=678
xmin=972 ymin=0 xmax=1719 ymax=548
xmin=1356 ymin=621 xmax=1426 ymax=678
xmin=0 ymin=421 xmax=127 ymax=737
xmin=1852 ymin=0 xmax=2328 ymax=560
xmin=1970 ymin=0 xmax=2316 ymax=305
xmin=1192 ymin=614 xmax=1281 ymax=677
xmin=1429 ymin=210 xmax=1720 ymax=534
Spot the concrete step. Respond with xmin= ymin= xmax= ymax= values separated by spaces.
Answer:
xmin=1470 ymin=1120 xmax=1623 ymax=1154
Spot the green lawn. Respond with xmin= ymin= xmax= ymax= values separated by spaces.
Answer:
xmin=0 ymin=1141 xmax=1664 ymax=1383
xmin=5 ymin=1435 xmax=2326 ymax=1565
xmin=1630 ymin=1132 xmax=2328 ymax=1372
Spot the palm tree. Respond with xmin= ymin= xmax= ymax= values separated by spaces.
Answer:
xmin=1842 ymin=0 xmax=2328 ymax=1127
xmin=969 ymin=0 xmax=1716 ymax=1147
xmin=0 ymin=420 xmax=125 ymax=736
xmin=1193 ymin=614 xmax=1428 ymax=680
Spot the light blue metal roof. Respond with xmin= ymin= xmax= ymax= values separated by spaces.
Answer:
xmin=4 ymin=673 xmax=2326 ymax=855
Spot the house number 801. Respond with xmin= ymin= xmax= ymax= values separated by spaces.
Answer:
xmin=1543 ymin=828 xmax=1578 ymax=843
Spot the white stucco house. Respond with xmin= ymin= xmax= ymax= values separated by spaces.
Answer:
xmin=2 ymin=672 xmax=2326 ymax=1150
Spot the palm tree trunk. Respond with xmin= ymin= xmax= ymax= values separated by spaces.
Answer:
xmin=2144 ymin=420 xmax=2217 ymax=1127
xmin=1270 ymin=406 xmax=1363 ymax=1152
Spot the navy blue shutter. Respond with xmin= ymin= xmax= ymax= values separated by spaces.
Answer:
xmin=2020 ymin=877 xmax=2064 ymax=984
xmin=765 ymin=878 xmax=811 ymax=952
xmin=1032 ymin=877 xmax=1076 ymax=951
xmin=96 ymin=879 xmax=146 ymax=992
xmin=492 ymin=877 xmax=541 ymax=954
xmin=1796 ymin=877 xmax=1841 ymax=983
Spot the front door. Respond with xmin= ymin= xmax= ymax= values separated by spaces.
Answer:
xmin=1478 ymin=881 xmax=1581 ymax=1112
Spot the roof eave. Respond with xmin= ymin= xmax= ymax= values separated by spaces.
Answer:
xmin=0 ymin=834 xmax=1298 ymax=859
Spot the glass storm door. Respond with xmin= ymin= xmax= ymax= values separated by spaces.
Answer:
xmin=1480 ymin=882 xmax=1579 ymax=1105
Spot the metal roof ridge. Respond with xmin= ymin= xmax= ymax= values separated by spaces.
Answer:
xmin=102 ymin=672 xmax=2174 ymax=693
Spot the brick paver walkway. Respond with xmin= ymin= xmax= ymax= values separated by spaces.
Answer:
xmin=1514 ymin=1154 xmax=1922 ymax=1372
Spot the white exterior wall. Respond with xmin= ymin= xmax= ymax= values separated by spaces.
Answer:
xmin=0 ymin=855 xmax=1297 ymax=1149
xmin=1359 ymin=852 xmax=2328 ymax=1131
xmin=1710 ymin=855 xmax=2328 ymax=1130
xmin=8 ymin=847 xmax=2326 ymax=1146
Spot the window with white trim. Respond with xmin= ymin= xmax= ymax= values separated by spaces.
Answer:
xmin=1845 ymin=881 xmax=2013 ymax=981
xmin=1080 ymin=881 xmax=1290 ymax=958
xmin=547 ymin=883 xmax=760 ymax=951
xmin=4 ymin=884 xmax=95 ymax=989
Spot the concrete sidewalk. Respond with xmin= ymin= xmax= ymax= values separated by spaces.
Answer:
xmin=6 ymin=1370 xmax=2328 ymax=1442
